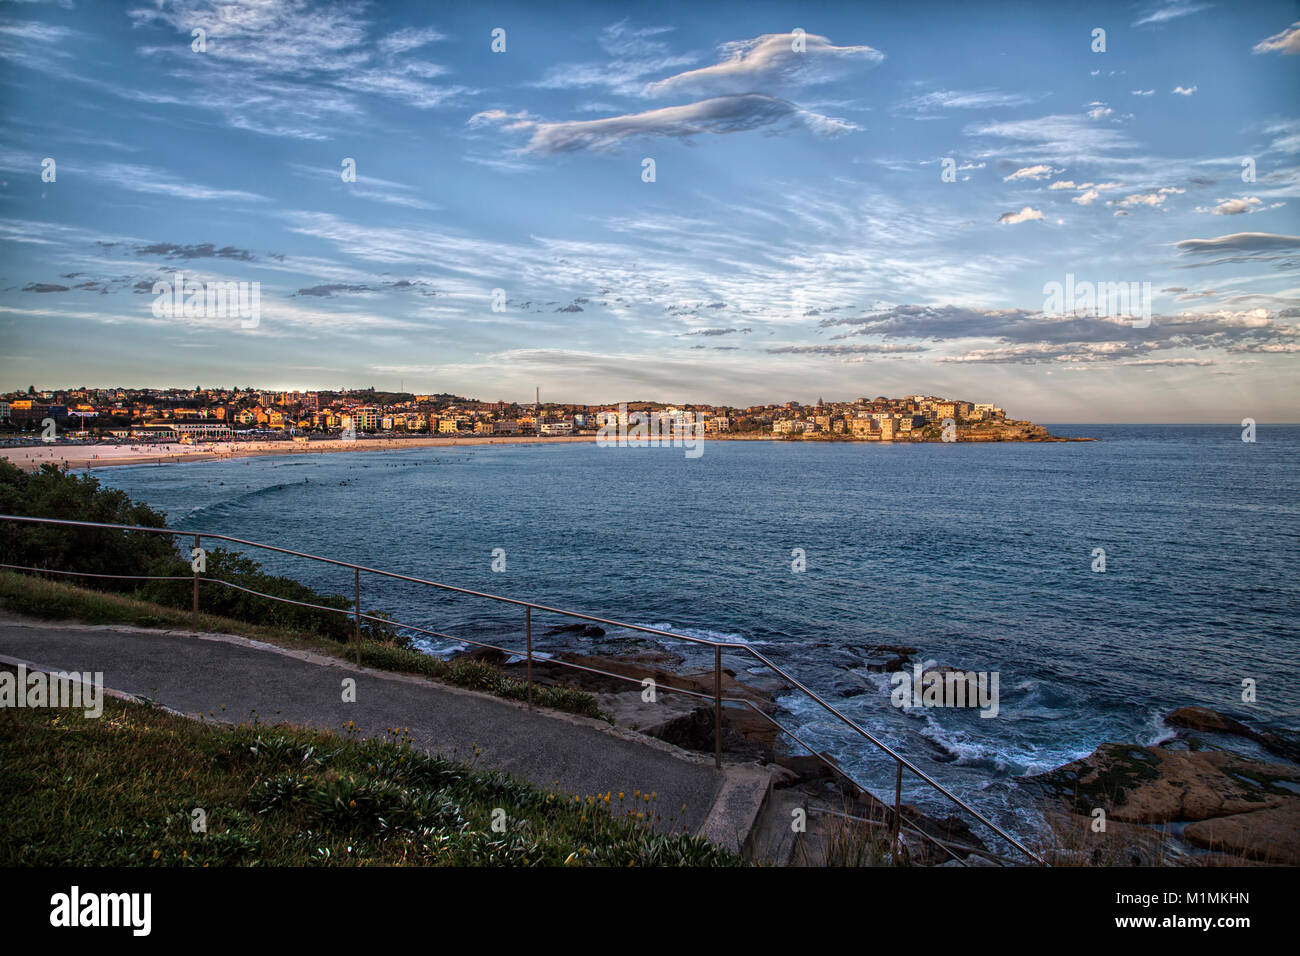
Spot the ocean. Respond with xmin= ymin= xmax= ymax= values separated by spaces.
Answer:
xmin=97 ymin=425 xmax=1300 ymax=832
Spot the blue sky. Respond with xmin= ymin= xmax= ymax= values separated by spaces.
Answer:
xmin=1 ymin=0 xmax=1298 ymax=421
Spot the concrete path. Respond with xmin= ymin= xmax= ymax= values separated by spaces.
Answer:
xmin=0 ymin=616 xmax=773 ymax=851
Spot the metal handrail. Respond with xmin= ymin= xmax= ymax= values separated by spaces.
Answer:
xmin=0 ymin=512 xmax=1044 ymax=864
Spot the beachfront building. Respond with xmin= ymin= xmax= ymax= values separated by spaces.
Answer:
xmin=138 ymin=421 xmax=233 ymax=441
xmin=351 ymin=407 xmax=380 ymax=432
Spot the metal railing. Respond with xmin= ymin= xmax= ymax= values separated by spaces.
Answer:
xmin=0 ymin=513 xmax=1044 ymax=865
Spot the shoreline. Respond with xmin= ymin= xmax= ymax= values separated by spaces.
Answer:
xmin=465 ymin=640 xmax=1299 ymax=865
xmin=0 ymin=434 xmax=598 ymax=473
xmin=2 ymin=430 xmax=1094 ymax=473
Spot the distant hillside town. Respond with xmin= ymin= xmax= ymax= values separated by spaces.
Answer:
xmin=0 ymin=386 xmax=1053 ymax=443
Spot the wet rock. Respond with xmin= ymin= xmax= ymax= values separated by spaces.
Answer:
xmin=1166 ymin=705 xmax=1300 ymax=762
xmin=1184 ymin=804 xmax=1300 ymax=865
xmin=544 ymin=622 xmax=606 ymax=638
xmin=453 ymin=646 xmax=509 ymax=666
xmin=1026 ymin=741 xmax=1300 ymax=864
xmin=774 ymin=753 xmax=838 ymax=782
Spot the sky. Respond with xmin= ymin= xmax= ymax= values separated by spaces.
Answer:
xmin=0 ymin=0 xmax=1298 ymax=422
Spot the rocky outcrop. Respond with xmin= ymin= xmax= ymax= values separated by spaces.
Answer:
xmin=543 ymin=621 xmax=606 ymax=638
xmin=1027 ymin=707 xmax=1300 ymax=865
xmin=1184 ymin=804 xmax=1300 ymax=864
xmin=856 ymin=644 xmax=918 ymax=673
xmin=1165 ymin=705 xmax=1300 ymax=761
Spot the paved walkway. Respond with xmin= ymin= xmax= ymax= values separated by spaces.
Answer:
xmin=0 ymin=616 xmax=770 ymax=847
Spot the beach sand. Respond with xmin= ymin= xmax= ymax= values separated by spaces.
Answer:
xmin=2 ymin=434 xmax=598 ymax=473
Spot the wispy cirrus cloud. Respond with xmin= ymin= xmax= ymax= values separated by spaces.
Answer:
xmin=531 ymin=20 xmax=695 ymax=96
xmin=968 ymin=114 xmax=1134 ymax=165
xmin=897 ymin=88 xmax=1043 ymax=114
xmin=287 ymin=163 xmax=441 ymax=211
xmin=1133 ymin=2 xmax=1212 ymax=28
xmin=120 ymin=0 xmax=475 ymax=138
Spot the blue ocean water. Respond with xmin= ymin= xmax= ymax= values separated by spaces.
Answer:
xmin=98 ymin=426 xmax=1299 ymax=827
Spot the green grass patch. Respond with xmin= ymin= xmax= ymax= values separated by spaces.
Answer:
xmin=0 ymin=691 xmax=737 ymax=867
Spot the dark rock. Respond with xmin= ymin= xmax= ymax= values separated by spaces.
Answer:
xmin=453 ymin=646 xmax=509 ymax=666
xmin=863 ymin=644 xmax=918 ymax=656
xmin=1166 ymin=706 xmax=1300 ymax=762
xmin=544 ymin=621 xmax=605 ymax=637
xmin=774 ymin=752 xmax=838 ymax=782
xmin=1025 ymin=740 xmax=1300 ymax=864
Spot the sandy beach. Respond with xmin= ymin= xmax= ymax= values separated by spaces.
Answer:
xmin=1 ymin=434 xmax=599 ymax=473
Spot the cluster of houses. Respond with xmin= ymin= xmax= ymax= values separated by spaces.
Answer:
xmin=0 ymin=387 xmax=1010 ymax=443
xmin=767 ymin=396 xmax=1006 ymax=440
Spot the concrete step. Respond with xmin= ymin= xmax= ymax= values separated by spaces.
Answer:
xmin=744 ymin=787 xmax=807 ymax=866
xmin=696 ymin=763 xmax=779 ymax=856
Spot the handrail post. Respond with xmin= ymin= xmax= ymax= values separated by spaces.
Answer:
xmin=892 ymin=759 xmax=903 ymax=864
xmin=525 ymin=606 xmax=533 ymax=710
xmin=713 ymin=644 xmax=722 ymax=769
xmin=191 ymin=534 xmax=200 ymax=636
xmin=353 ymin=567 xmax=361 ymax=665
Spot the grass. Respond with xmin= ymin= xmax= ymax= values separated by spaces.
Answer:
xmin=0 ymin=570 xmax=609 ymax=722
xmin=0 ymin=689 xmax=736 ymax=866
xmin=804 ymin=803 xmax=897 ymax=867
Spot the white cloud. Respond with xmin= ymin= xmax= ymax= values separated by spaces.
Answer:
xmin=1172 ymin=85 xmax=1198 ymax=95
xmin=899 ymin=89 xmax=1042 ymax=112
xmin=969 ymin=114 xmax=1133 ymax=165
xmin=376 ymin=27 xmax=445 ymax=55
xmin=1112 ymin=187 xmax=1185 ymax=210
xmin=472 ymin=94 xmax=856 ymax=154
xmin=1253 ymin=21 xmax=1300 ymax=54
xmin=1003 ymin=164 xmax=1055 ymax=182
xmin=997 ymin=206 xmax=1045 ymax=224
xmin=643 ymin=32 xmax=883 ymax=97
xmin=1195 ymin=196 xmax=1274 ymax=215
xmin=92 ymin=163 xmax=268 ymax=203
xmin=1133 ymin=2 xmax=1212 ymax=27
